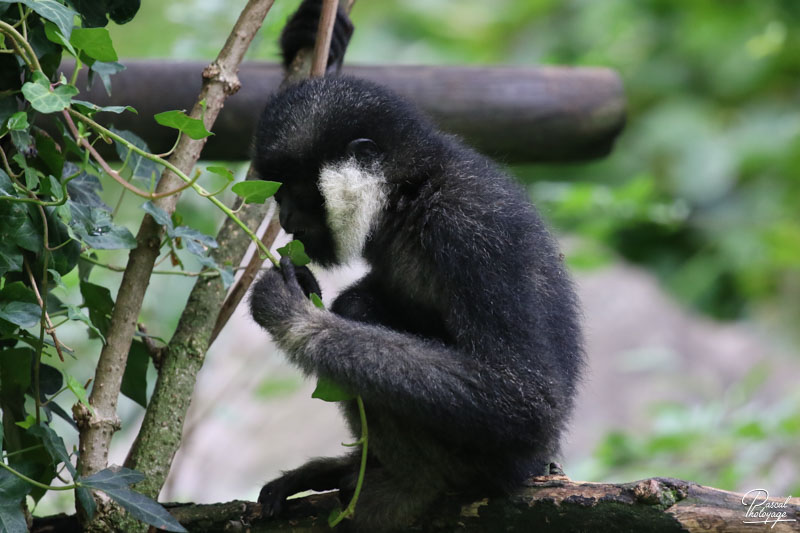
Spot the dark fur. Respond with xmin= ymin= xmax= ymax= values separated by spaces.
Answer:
xmin=249 ymin=3 xmax=583 ymax=530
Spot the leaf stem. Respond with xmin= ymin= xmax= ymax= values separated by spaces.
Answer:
xmin=0 ymin=460 xmax=77 ymax=491
xmin=0 ymin=19 xmax=41 ymax=71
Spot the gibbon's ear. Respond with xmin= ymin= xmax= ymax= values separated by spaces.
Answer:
xmin=346 ymin=138 xmax=381 ymax=162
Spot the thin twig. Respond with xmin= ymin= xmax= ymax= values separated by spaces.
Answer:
xmin=24 ymin=261 xmax=70 ymax=362
xmin=209 ymin=210 xmax=281 ymax=346
xmin=310 ymin=0 xmax=340 ymax=77
xmin=61 ymin=109 xmax=200 ymax=200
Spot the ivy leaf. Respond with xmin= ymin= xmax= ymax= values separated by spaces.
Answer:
xmin=70 ymin=27 xmax=118 ymax=62
xmin=311 ymin=377 xmax=355 ymax=403
xmin=0 ymin=242 xmax=23 ymax=278
xmin=43 ymin=20 xmax=77 ymax=57
xmin=66 ymin=304 xmax=105 ymax=343
xmin=0 ymin=468 xmax=31 ymax=533
xmin=121 ymin=341 xmax=149 ymax=408
xmin=28 ymin=423 xmax=76 ymax=476
xmin=0 ymin=301 xmax=41 ymax=328
xmin=141 ymin=201 xmax=173 ymax=230
xmin=79 ymin=467 xmax=186 ymax=531
xmin=79 ymin=466 xmax=143 ymax=490
xmin=66 ymin=374 xmax=92 ymax=413
xmin=14 ymin=415 xmax=36 ymax=430
xmin=71 ymin=99 xmax=136 ymax=116
xmin=66 ymin=167 xmax=110 ymax=210
xmin=89 ymin=61 xmax=125 ymax=96
xmin=310 ymin=293 xmax=324 ymax=308
xmin=231 ymin=180 xmax=280 ymax=204
xmin=153 ymin=110 xmax=212 ymax=140
xmin=5 ymin=112 xmax=28 ymax=131
xmin=93 ymin=485 xmax=187 ymax=532
xmin=277 ymin=240 xmax=311 ymax=267
xmin=171 ymin=225 xmax=217 ymax=256
xmin=11 ymin=0 xmax=77 ymax=39
xmin=79 ymin=281 xmax=114 ymax=337
xmin=206 ymin=166 xmax=234 ymax=182
xmin=21 ymin=72 xmax=78 ymax=114
xmin=68 ymin=202 xmax=137 ymax=250
xmin=111 ymin=128 xmax=159 ymax=185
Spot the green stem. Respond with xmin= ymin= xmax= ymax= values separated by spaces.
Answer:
xmin=69 ymin=108 xmax=280 ymax=266
xmin=330 ymin=395 xmax=369 ymax=526
xmin=0 ymin=460 xmax=77 ymax=491
xmin=69 ymin=56 xmax=82 ymax=87
xmin=0 ymin=19 xmax=41 ymax=72
xmin=2 ymin=444 xmax=44 ymax=459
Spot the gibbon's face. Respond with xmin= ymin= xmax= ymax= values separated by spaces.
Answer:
xmin=267 ymin=138 xmax=386 ymax=267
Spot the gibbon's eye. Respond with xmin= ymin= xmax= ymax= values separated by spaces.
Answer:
xmin=345 ymin=138 xmax=380 ymax=161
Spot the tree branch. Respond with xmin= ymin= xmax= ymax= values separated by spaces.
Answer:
xmin=75 ymin=0 xmax=277 ymax=521
xmin=33 ymin=477 xmax=800 ymax=533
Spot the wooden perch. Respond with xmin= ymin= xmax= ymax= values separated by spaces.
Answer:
xmin=32 ymin=476 xmax=800 ymax=532
xmin=68 ymin=61 xmax=625 ymax=163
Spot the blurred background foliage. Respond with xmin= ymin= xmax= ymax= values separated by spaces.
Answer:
xmin=98 ymin=0 xmax=799 ymax=496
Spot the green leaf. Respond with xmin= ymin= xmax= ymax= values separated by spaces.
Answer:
xmin=206 ymin=166 xmax=234 ymax=182
xmin=0 ymin=503 xmax=28 ymax=533
xmin=110 ymin=128 xmax=159 ymax=184
xmin=28 ymin=423 xmax=76 ymax=476
xmin=21 ymin=72 xmax=78 ymax=114
xmin=80 ymin=467 xmax=186 ymax=531
xmin=0 ymin=242 xmax=24 ymax=279
xmin=89 ymin=61 xmax=125 ymax=96
xmin=310 ymin=293 xmax=324 ymax=308
xmin=79 ymin=281 xmax=114 ymax=337
xmin=37 ymin=363 xmax=63 ymax=395
xmin=141 ymin=201 xmax=173 ymax=229
xmin=277 ymin=240 xmax=311 ymax=267
xmin=66 ymin=304 xmax=105 ymax=343
xmin=5 ymin=112 xmax=28 ymax=131
xmin=66 ymin=167 xmax=109 ymax=210
xmin=96 ymin=486 xmax=187 ymax=532
xmin=12 ymin=0 xmax=77 ymax=39
xmin=311 ymin=377 xmax=355 ymax=403
xmin=328 ymin=507 xmax=346 ymax=527
xmin=43 ymin=20 xmax=77 ymax=57
xmin=171 ymin=226 xmax=218 ymax=256
xmin=9 ymin=130 xmax=34 ymax=156
xmin=154 ymin=110 xmax=212 ymax=140
xmin=70 ymin=27 xmax=118 ymax=62
xmin=71 ymin=99 xmax=136 ymax=115
xmin=121 ymin=341 xmax=150 ymax=408
xmin=0 ymin=301 xmax=42 ymax=328
xmin=231 ymin=180 xmax=280 ymax=204
xmin=14 ymin=415 xmax=36 ymax=430
xmin=66 ymin=374 xmax=92 ymax=413
xmin=79 ymin=466 xmax=143 ymax=490
xmin=0 ymin=468 xmax=31 ymax=533
xmin=68 ymin=202 xmax=137 ymax=249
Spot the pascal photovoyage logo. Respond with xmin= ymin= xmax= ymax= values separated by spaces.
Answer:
xmin=741 ymin=489 xmax=796 ymax=528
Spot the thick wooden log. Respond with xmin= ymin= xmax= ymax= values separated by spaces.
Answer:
xmin=70 ymin=61 xmax=625 ymax=163
xmin=31 ymin=476 xmax=799 ymax=532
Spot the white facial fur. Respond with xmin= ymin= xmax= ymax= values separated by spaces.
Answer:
xmin=318 ymin=159 xmax=388 ymax=263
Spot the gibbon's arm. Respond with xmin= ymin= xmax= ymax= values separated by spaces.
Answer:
xmin=250 ymin=259 xmax=545 ymax=445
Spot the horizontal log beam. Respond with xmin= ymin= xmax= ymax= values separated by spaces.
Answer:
xmin=31 ymin=476 xmax=799 ymax=532
xmin=70 ymin=61 xmax=625 ymax=163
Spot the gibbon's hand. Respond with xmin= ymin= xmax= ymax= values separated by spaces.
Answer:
xmin=250 ymin=257 xmax=316 ymax=333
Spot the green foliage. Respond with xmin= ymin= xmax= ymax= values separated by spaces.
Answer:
xmin=311 ymin=377 xmax=355 ymax=403
xmin=584 ymin=369 xmax=800 ymax=494
xmin=277 ymin=240 xmax=311 ymax=267
xmin=0 ymin=2 xmax=241 ymax=527
xmin=154 ymin=110 xmax=213 ymax=140
xmin=231 ymin=180 xmax=280 ymax=204
xmin=79 ymin=467 xmax=187 ymax=532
